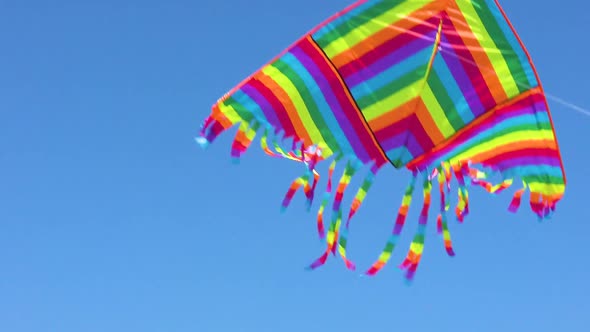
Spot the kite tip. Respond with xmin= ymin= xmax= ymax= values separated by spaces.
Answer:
xmin=194 ymin=136 xmax=209 ymax=149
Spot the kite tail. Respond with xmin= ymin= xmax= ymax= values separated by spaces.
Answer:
xmin=467 ymin=167 xmax=513 ymax=194
xmin=231 ymin=121 xmax=261 ymax=163
xmin=261 ymin=128 xmax=300 ymax=161
xmin=307 ymin=160 xmax=358 ymax=270
xmin=281 ymin=173 xmax=312 ymax=212
xmin=196 ymin=107 xmax=234 ymax=148
xmin=436 ymin=168 xmax=455 ymax=256
xmin=399 ymin=172 xmax=433 ymax=282
xmin=508 ymin=182 xmax=527 ymax=213
xmin=338 ymin=162 xmax=380 ymax=271
xmin=316 ymin=160 xmax=337 ymax=241
xmin=453 ymin=163 xmax=470 ymax=222
xmin=459 ymin=163 xmax=560 ymax=221
xmin=365 ymin=171 xmax=418 ymax=276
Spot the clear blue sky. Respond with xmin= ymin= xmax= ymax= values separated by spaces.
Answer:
xmin=1 ymin=1 xmax=589 ymax=331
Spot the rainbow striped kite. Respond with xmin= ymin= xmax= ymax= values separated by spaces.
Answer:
xmin=197 ymin=0 xmax=566 ymax=280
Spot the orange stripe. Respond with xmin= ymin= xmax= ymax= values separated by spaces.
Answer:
xmin=406 ymin=88 xmax=540 ymax=168
xmin=366 ymin=96 xmax=446 ymax=146
xmin=368 ymin=98 xmax=415 ymax=132
xmin=332 ymin=1 xmax=444 ymax=69
xmin=255 ymin=72 xmax=313 ymax=146
xmin=446 ymin=2 xmax=508 ymax=104
xmin=211 ymin=104 xmax=234 ymax=128
xmin=414 ymin=98 xmax=445 ymax=144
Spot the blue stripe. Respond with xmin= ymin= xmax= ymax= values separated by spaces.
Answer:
xmin=386 ymin=146 xmax=414 ymax=166
xmin=232 ymin=89 xmax=270 ymax=124
xmin=504 ymin=165 xmax=564 ymax=179
xmin=432 ymin=54 xmax=475 ymax=124
xmin=281 ymin=53 xmax=355 ymax=155
xmin=350 ymin=46 xmax=432 ymax=100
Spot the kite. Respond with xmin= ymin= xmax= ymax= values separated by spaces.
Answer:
xmin=196 ymin=0 xmax=566 ymax=280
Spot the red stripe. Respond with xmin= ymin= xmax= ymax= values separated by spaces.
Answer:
xmin=479 ymin=147 xmax=559 ymax=166
xmin=441 ymin=12 xmax=496 ymax=112
xmin=374 ymin=113 xmax=435 ymax=153
xmin=247 ymin=79 xmax=297 ymax=138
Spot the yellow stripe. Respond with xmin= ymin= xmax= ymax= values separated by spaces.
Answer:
xmin=527 ymin=182 xmax=565 ymax=195
xmin=455 ymin=0 xmax=519 ymax=98
xmin=322 ymin=1 xmax=431 ymax=58
xmin=218 ymin=102 xmax=242 ymax=123
xmin=421 ymin=81 xmax=455 ymax=139
xmin=364 ymin=80 xmax=422 ymax=122
xmin=378 ymin=252 xmax=392 ymax=261
xmin=410 ymin=242 xmax=424 ymax=254
xmin=449 ymin=130 xmax=555 ymax=162
xmin=261 ymin=65 xmax=332 ymax=155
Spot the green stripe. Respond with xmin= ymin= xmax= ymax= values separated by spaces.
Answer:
xmin=272 ymin=59 xmax=343 ymax=154
xmin=384 ymin=242 xmax=395 ymax=253
xmin=314 ymin=0 xmax=403 ymax=47
xmin=224 ymin=97 xmax=254 ymax=123
xmin=522 ymin=174 xmax=566 ymax=185
xmin=413 ymin=234 xmax=425 ymax=244
xmin=427 ymin=69 xmax=465 ymax=131
xmin=357 ymin=65 xmax=425 ymax=110
xmin=474 ymin=2 xmax=530 ymax=94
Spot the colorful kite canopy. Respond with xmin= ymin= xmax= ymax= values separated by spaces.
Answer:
xmin=197 ymin=0 xmax=566 ymax=280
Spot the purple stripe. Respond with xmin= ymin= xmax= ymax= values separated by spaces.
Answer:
xmin=240 ymin=84 xmax=282 ymax=129
xmin=290 ymin=46 xmax=371 ymax=162
xmin=439 ymin=34 xmax=485 ymax=118
xmin=380 ymin=131 xmax=424 ymax=159
xmin=345 ymin=32 xmax=435 ymax=87
xmin=496 ymin=156 xmax=562 ymax=170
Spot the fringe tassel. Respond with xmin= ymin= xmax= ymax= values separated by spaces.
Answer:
xmin=260 ymin=128 xmax=283 ymax=157
xmin=231 ymin=121 xmax=260 ymax=163
xmin=280 ymin=145 xmax=322 ymax=212
xmin=400 ymin=172 xmax=433 ymax=281
xmin=467 ymin=166 xmax=513 ymax=194
xmin=365 ymin=171 xmax=418 ymax=276
xmin=316 ymin=160 xmax=337 ymax=240
xmin=338 ymin=162 xmax=380 ymax=271
xmin=436 ymin=170 xmax=455 ymax=256
xmin=454 ymin=163 xmax=469 ymax=222
xmin=307 ymin=161 xmax=358 ymax=270
xmin=281 ymin=172 xmax=313 ymax=212
xmin=508 ymin=182 xmax=527 ymax=213
xmin=198 ymin=114 xmax=564 ymax=280
xmin=328 ymin=162 xmax=358 ymax=254
xmin=196 ymin=118 xmax=226 ymax=148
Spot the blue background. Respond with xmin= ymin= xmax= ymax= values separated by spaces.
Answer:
xmin=1 ymin=1 xmax=588 ymax=331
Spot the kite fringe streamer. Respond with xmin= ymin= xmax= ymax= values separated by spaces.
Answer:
xmin=197 ymin=110 xmax=562 ymax=281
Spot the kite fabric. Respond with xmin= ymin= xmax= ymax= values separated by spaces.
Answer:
xmin=197 ymin=0 xmax=566 ymax=280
